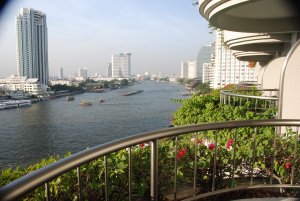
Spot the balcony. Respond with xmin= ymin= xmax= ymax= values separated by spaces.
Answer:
xmin=0 ymin=119 xmax=299 ymax=200
xmin=198 ymin=0 xmax=300 ymax=33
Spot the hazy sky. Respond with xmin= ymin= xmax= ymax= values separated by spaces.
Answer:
xmin=0 ymin=0 xmax=213 ymax=78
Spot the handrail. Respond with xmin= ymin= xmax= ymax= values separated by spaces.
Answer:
xmin=0 ymin=119 xmax=300 ymax=201
xmin=220 ymin=89 xmax=279 ymax=111
xmin=220 ymin=89 xmax=279 ymax=101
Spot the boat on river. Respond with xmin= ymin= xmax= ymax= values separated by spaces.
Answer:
xmin=122 ymin=90 xmax=144 ymax=96
xmin=99 ymin=97 xmax=105 ymax=103
xmin=66 ymin=96 xmax=75 ymax=101
xmin=0 ymin=100 xmax=32 ymax=109
xmin=80 ymin=100 xmax=92 ymax=106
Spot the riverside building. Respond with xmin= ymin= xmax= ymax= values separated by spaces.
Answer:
xmin=210 ymin=30 xmax=256 ymax=89
xmin=180 ymin=60 xmax=198 ymax=79
xmin=16 ymin=8 xmax=49 ymax=85
xmin=112 ymin=53 xmax=131 ymax=78
xmin=197 ymin=45 xmax=212 ymax=82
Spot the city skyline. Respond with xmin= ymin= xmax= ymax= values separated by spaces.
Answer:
xmin=0 ymin=0 xmax=213 ymax=78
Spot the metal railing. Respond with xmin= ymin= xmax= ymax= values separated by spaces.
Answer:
xmin=220 ymin=89 xmax=279 ymax=111
xmin=0 ymin=119 xmax=299 ymax=201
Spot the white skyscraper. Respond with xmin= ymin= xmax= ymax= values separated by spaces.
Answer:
xmin=210 ymin=30 xmax=256 ymax=89
xmin=16 ymin=8 xmax=49 ymax=85
xmin=58 ymin=67 xmax=63 ymax=80
xmin=181 ymin=60 xmax=198 ymax=79
xmin=112 ymin=53 xmax=131 ymax=78
xmin=78 ymin=68 xmax=88 ymax=80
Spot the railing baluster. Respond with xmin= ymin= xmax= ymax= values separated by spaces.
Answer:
xmin=250 ymin=127 xmax=257 ymax=186
xmin=151 ymin=139 xmax=158 ymax=201
xmin=128 ymin=147 xmax=132 ymax=201
xmin=45 ymin=182 xmax=50 ymax=201
xmin=270 ymin=126 xmax=277 ymax=184
xmin=212 ymin=130 xmax=218 ymax=192
xmin=174 ymin=136 xmax=178 ymax=201
xmin=239 ymin=97 xmax=242 ymax=106
xmin=104 ymin=155 xmax=108 ymax=201
xmin=291 ymin=126 xmax=299 ymax=185
xmin=228 ymin=95 xmax=231 ymax=105
xmin=193 ymin=132 xmax=198 ymax=196
xmin=231 ymin=129 xmax=238 ymax=187
xmin=255 ymin=98 xmax=258 ymax=112
xmin=77 ymin=166 xmax=82 ymax=201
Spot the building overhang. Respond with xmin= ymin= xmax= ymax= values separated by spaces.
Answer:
xmin=199 ymin=0 xmax=300 ymax=32
xmin=224 ymin=31 xmax=291 ymax=52
xmin=233 ymin=51 xmax=274 ymax=62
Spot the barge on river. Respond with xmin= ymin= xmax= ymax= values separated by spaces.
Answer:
xmin=122 ymin=90 xmax=144 ymax=96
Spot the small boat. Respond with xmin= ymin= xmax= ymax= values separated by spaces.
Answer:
xmin=99 ymin=97 xmax=105 ymax=103
xmin=66 ymin=96 xmax=75 ymax=101
xmin=122 ymin=90 xmax=144 ymax=96
xmin=80 ymin=100 xmax=92 ymax=106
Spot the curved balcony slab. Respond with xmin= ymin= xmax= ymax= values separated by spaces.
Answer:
xmin=199 ymin=0 xmax=300 ymax=32
xmin=233 ymin=51 xmax=274 ymax=62
xmin=224 ymin=31 xmax=291 ymax=52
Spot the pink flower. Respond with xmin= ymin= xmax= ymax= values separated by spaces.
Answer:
xmin=139 ymin=143 xmax=145 ymax=149
xmin=177 ymin=148 xmax=186 ymax=160
xmin=208 ymin=143 xmax=215 ymax=150
xmin=198 ymin=139 xmax=203 ymax=144
xmin=225 ymin=138 xmax=234 ymax=150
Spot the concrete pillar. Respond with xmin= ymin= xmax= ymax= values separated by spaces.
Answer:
xmin=261 ymin=57 xmax=285 ymax=90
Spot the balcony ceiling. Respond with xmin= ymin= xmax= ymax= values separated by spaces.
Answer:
xmin=199 ymin=0 xmax=300 ymax=32
xmin=233 ymin=51 xmax=274 ymax=62
xmin=224 ymin=31 xmax=291 ymax=51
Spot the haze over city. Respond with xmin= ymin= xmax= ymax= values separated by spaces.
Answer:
xmin=0 ymin=0 xmax=213 ymax=77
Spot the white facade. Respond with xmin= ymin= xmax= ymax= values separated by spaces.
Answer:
xmin=211 ymin=30 xmax=256 ymax=89
xmin=112 ymin=53 xmax=131 ymax=78
xmin=16 ymin=8 xmax=49 ymax=85
xmin=0 ymin=75 xmax=49 ymax=95
xmin=202 ymin=62 xmax=213 ymax=84
xmin=78 ymin=68 xmax=88 ymax=80
xmin=50 ymin=80 xmax=72 ymax=86
xmin=180 ymin=60 xmax=198 ymax=79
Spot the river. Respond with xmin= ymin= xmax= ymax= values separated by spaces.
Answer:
xmin=0 ymin=81 xmax=188 ymax=170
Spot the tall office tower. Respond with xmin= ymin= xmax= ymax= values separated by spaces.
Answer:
xmin=211 ymin=30 xmax=256 ymax=89
xmin=197 ymin=45 xmax=211 ymax=83
xmin=112 ymin=53 xmax=131 ymax=78
xmin=107 ymin=63 xmax=112 ymax=78
xmin=16 ymin=8 xmax=49 ymax=85
xmin=58 ymin=67 xmax=63 ymax=79
xmin=180 ymin=61 xmax=189 ymax=78
xmin=181 ymin=60 xmax=198 ymax=79
xmin=79 ymin=68 xmax=88 ymax=80
xmin=202 ymin=62 xmax=213 ymax=83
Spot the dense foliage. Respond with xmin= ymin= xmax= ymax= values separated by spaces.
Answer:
xmin=1 ymin=89 xmax=299 ymax=200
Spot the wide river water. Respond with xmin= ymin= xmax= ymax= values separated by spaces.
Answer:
xmin=0 ymin=81 xmax=188 ymax=170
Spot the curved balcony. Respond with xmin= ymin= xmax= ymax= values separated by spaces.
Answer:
xmin=0 ymin=119 xmax=299 ymax=201
xmin=199 ymin=0 xmax=300 ymax=32
xmin=224 ymin=31 xmax=290 ymax=52
xmin=233 ymin=51 xmax=274 ymax=62
xmin=220 ymin=89 xmax=278 ymax=112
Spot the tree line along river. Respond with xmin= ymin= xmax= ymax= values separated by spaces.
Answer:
xmin=0 ymin=81 xmax=188 ymax=170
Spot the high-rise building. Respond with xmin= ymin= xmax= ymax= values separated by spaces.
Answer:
xmin=58 ymin=67 xmax=63 ymax=80
xmin=210 ymin=30 xmax=256 ymax=89
xmin=16 ymin=8 xmax=49 ymax=85
xmin=180 ymin=60 xmax=198 ymax=79
xmin=107 ymin=63 xmax=112 ymax=78
xmin=197 ymin=45 xmax=212 ymax=82
xmin=78 ymin=68 xmax=88 ymax=80
xmin=112 ymin=53 xmax=131 ymax=78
